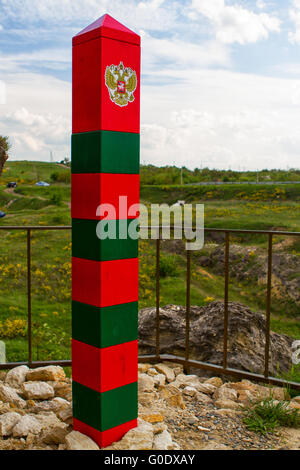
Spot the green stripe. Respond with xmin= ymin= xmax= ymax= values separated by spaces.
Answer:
xmin=72 ymin=218 xmax=138 ymax=261
xmin=71 ymin=130 xmax=140 ymax=174
xmin=72 ymin=381 xmax=138 ymax=431
xmin=72 ymin=300 xmax=138 ymax=348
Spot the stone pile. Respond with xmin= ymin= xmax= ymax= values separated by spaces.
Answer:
xmin=0 ymin=362 xmax=299 ymax=450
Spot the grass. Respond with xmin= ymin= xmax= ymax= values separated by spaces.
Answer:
xmin=243 ymin=397 xmax=300 ymax=435
xmin=0 ymin=161 xmax=299 ymax=380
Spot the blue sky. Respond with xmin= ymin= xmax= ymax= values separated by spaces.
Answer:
xmin=1 ymin=0 xmax=300 ymax=169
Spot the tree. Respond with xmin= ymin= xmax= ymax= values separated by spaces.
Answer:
xmin=0 ymin=136 xmax=10 ymax=177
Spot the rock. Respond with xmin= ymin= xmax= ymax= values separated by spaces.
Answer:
xmin=138 ymin=374 xmax=155 ymax=393
xmin=213 ymin=385 xmax=238 ymax=402
xmin=153 ymin=422 xmax=168 ymax=434
xmin=105 ymin=419 xmax=153 ymax=450
xmin=214 ymin=409 xmax=243 ymax=417
xmin=292 ymin=396 xmax=300 ymax=404
xmin=0 ymin=371 xmax=6 ymax=381
xmin=153 ymin=374 xmax=166 ymax=387
xmin=138 ymin=364 xmax=151 ymax=373
xmin=237 ymin=389 xmax=257 ymax=405
xmin=271 ymin=387 xmax=286 ymax=401
xmin=288 ymin=402 xmax=300 ymax=411
xmin=228 ymin=380 xmax=257 ymax=393
xmin=13 ymin=415 xmax=42 ymax=437
xmin=0 ymin=383 xmax=26 ymax=408
xmin=5 ymin=366 xmax=29 ymax=388
xmin=32 ymin=397 xmax=69 ymax=413
xmin=147 ymin=368 xmax=158 ymax=376
xmin=41 ymin=425 xmax=69 ymax=445
xmin=214 ymin=399 xmax=241 ymax=410
xmin=153 ymin=430 xmax=179 ymax=450
xmin=159 ymin=384 xmax=185 ymax=409
xmin=0 ymin=412 xmax=22 ymax=436
xmin=183 ymin=386 xmax=197 ymax=397
xmin=52 ymin=382 xmax=72 ymax=400
xmin=196 ymin=383 xmax=216 ymax=395
xmin=202 ymin=442 xmax=232 ymax=450
xmin=205 ymin=377 xmax=223 ymax=387
xmin=138 ymin=302 xmax=294 ymax=376
xmin=34 ymin=411 xmax=66 ymax=430
xmin=22 ymin=382 xmax=55 ymax=400
xmin=173 ymin=374 xmax=200 ymax=389
xmin=141 ymin=414 xmax=164 ymax=424
xmin=57 ymin=405 xmax=73 ymax=424
xmin=26 ymin=366 xmax=66 ymax=382
xmin=139 ymin=392 xmax=159 ymax=407
xmin=65 ymin=431 xmax=99 ymax=450
xmin=154 ymin=364 xmax=175 ymax=383
xmin=195 ymin=392 xmax=213 ymax=405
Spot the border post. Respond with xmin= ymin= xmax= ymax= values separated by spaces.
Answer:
xmin=71 ymin=14 xmax=140 ymax=448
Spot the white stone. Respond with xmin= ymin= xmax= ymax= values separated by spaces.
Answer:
xmin=154 ymin=364 xmax=175 ymax=383
xmin=13 ymin=415 xmax=42 ymax=437
xmin=34 ymin=411 xmax=66 ymax=430
xmin=153 ymin=374 xmax=166 ymax=387
xmin=65 ymin=431 xmax=100 ymax=450
xmin=26 ymin=366 xmax=66 ymax=382
xmin=122 ymin=419 xmax=153 ymax=450
xmin=196 ymin=383 xmax=216 ymax=395
xmin=5 ymin=366 xmax=29 ymax=388
xmin=22 ymin=381 xmax=55 ymax=400
xmin=196 ymin=392 xmax=213 ymax=405
xmin=183 ymin=386 xmax=197 ymax=397
xmin=0 ymin=383 xmax=26 ymax=408
xmin=57 ymin=405 xmax=73 ymax=423
xmin=138 ymin=373 xmax=155 ymax=393
xmin=0 ymin=412 xmax=22 ymax=436
xmin=32 ymin=397 xmax=69 ymax=413
xmin=153 ymin=430 xmax=179 ymax=450
xmin=213 ymin=385 xmax=238 ymax=402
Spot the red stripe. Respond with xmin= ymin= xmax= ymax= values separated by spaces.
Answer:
xmin=73 ymin=417 xmax=138 ymax=448
xmin=71 ymin=173 xmax=139 ymax=221
xmin=72 ymin=257 xmax=139 ymax=307
xmin=72 ymin=339 xmax=138 ymax=393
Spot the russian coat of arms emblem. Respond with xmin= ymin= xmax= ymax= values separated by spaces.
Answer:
xmin=105 ymin=61 xmax=137 ymax=107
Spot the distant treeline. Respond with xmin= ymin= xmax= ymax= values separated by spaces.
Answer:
xmin=140 ymin=165 xmax=300 ymax=185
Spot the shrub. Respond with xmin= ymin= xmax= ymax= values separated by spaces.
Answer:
xmin=159 ymin=254 xmax=178 ymax=278
xmin=243 ymin=397 xmax=300 ymax=435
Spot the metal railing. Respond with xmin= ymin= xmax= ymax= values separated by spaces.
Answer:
xmin=0 ymin=224 xmax=299 ymax=391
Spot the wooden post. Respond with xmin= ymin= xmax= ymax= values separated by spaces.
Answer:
xmin=71 ymin=14 xmax=140 ymax=448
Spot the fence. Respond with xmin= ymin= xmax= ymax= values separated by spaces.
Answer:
xmin=0 ymin=225 xmax=299 ymax=392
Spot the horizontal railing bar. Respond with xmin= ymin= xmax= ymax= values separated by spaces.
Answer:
xmin=139 ymin=354 xmax=300 ymax=391
xmin=0 ymin=360 xmax=72 ymax=370
xmin=139 ymin=226 xmax=300 ymax=236
xmin=0 ymin=226 xmax=72 ymax=230
xmin=0 ymin=225 xmax=299 ymax=236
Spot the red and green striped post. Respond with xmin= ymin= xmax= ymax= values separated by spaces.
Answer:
xmin=71 ymin=14 xmax=140 ymax=448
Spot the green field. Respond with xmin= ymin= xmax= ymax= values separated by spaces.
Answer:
xmin=0 ymin=161 xmax=299 ymax=382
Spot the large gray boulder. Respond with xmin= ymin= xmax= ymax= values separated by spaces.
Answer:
xmin=138 ymin=302 xmax=293 ymax=376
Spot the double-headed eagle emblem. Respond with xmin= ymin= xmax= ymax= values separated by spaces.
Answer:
xmin=105 ymin=61 xmax=137 ymax=107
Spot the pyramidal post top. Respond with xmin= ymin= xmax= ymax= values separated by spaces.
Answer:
xmin=73 ymin=14 xmax=140 ymax=47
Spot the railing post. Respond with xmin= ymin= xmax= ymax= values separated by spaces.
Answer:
xmin=223 ymin=232 xmax=230 ymax=369
xmin=184 ymin=249 xmax=191 ymax=374
xmin=155 ymin=229 xmax=161 ymax=362
xmin=27 ymin=229 xmax=32 ymax=364
xmin=264 ymin=233 xmax=273 ymax=379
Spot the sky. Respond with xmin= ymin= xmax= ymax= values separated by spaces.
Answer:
xmin=1 ymin=0 xmax=300 ymax=170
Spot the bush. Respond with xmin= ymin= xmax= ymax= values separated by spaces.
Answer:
xmin=243 ymin=397 xmax=300 ymax=435
xmin=159 ymin=255 xmax=178 ymax=278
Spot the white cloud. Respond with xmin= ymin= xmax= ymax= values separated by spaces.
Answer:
xmin=191 ymin=0 xmax=280 ymax=44
xmin=289 ymin=0 xmax=300 ymax=44
xmin=0 ymin=0 xmax=178 ymax=33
